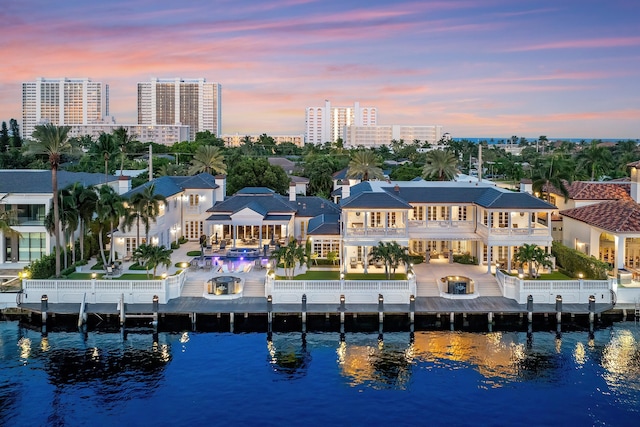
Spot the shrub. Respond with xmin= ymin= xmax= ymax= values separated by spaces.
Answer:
xmin=171 ymin=241 xmax=180 ymax=250
xmin=453 ymin=253 xmax=478 ymax=265
xmin=75 ymin=259 xmax=88 ymax=266
xmin=128 ymin=262 xmax=147 ymax=271
xmin=551 ymin=241 xmax=609 ymax=279
xmin=28 ymin=253 xmax=56 ymax=279
xmin=187 ymin=250 xmax=202 ymax=256
xmin=178 ymin=236 xmax=188 ymax=244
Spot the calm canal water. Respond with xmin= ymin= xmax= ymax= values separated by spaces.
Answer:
xmin=1 ymin=321 xmax=639 ymax=426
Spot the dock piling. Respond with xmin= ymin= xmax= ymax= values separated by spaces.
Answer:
xmin=409 ymin=295 xmax=415 ymax=325
xmin=230 ymin=312 xmax=234 ymax=333
xmin=191 ymin=312 xmax=197 ymax=330
xmin=152 ymin=295 xmax=159 ymax=329
xmin=378 ymin=294 xmax=384 ymax=324
xmin=339 ymin=295 xmax=345 ymax=334
xmin=555 ymin=295 xmax=562 ymax=324
xmin=588 ymin=295 xmax=596 ymax=328
xmin=301 ymin=294 xmax=307 ymax=333
xmin=267 ymin=295 xmax=273 ymax=332
xmin=526 ymin=295 xmax=533 ymax=323
xmin=41 ymin=294 xmax=48 ymax=324
xmin=119 ymin=293 xmax=125 ymax=326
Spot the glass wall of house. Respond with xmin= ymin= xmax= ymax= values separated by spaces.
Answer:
xmin=625 ymin=237 xmax=640 ymax=268
xmin=17 ymin=232 xmax=46 ymax=262
xmin=16 ymin=204 xmax=46 ymax=225
xmin=311 ymin=239 xmax=341 ymax=258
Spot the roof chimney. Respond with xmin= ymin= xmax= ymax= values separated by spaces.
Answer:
xmin=394 ymin=184 xmax=400 ymax=193
xmin=289 ymin=181 xmax=296 ymax=201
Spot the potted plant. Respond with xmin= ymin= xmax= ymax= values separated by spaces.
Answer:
xmin=75 ymin=259 xmax=88 ymax=272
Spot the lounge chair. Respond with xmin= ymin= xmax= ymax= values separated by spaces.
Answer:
xmin=105 ymin=266 xmax=114 ymax=279
xmin=350 ymin=257 xmax=358 ymax=269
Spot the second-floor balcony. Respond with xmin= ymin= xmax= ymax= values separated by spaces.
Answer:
xmin=408 ymin=219 xmax=475 ymax=229
xmin=477 ymin=223 xmax=550 ymax=237
xmin=185 ymin=205 xmax=205 ymax=215
xmin=345 ymin=225 xmax=407 ymax=237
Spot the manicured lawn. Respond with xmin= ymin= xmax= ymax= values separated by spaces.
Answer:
xmin=277 ymin=270 xmax=408 ymax=280
xmin=502 ymin=270 xmax=572 ymax=280
xmin=66 ymin=272 xmax=169 ymax=280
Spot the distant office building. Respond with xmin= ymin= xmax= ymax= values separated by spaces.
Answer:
xmin=22 ymin=77 xmax=109 ymax=139
xmin=137 ymin=78 xmax=221 ymax=140
xmin=221 ymin=133 xmax=305 ymax=148
xmin=68 ymin=124 xmax=190 ymax=146
xmin=343 ymin=125 xmax=444 ymax=148
xmin=305 ymin=100 xmax=376 ymax=145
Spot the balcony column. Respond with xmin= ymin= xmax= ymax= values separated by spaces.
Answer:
xmin=486 ymin=244 xmax=492 ymax=273
xmin=363 ymin=246 xmax=368 ymax=273
xmin=448 ymin=206 xmax=452 ymax=226
xmin=507 ymin=246 xmax=512 ymax=272
xmin=0 ymin=232 xmax=4 ymax=263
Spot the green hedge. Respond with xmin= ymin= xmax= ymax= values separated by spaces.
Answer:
xmin=551 ymin=241 xmax=609 ymax=279
xmin=187 ymin=250 xmax=202 ymax=256
xmin=453 ymin=253 xmax=478 ymax=265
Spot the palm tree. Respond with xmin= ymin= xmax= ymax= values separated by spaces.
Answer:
xmin=134 ymin=244 xmax=172 ymax=279
xmin=532 ymin=153 xmax=573 ymax=202
xmin=347 ymin=150 xmax=383 ymax=181
xmin=158 ymin=163 xmax=187 ymax=176
xmin=514 ymin=244 xmax=551 ymax=278
xmin=370 ymin=242 xmax=391 ymax=278
xmin=188 ymin=145 xmax=226 ymax=175
xmin=113 ymin=127 xmax=135 ymax=176
xmin=128 ymin=183 xmax=167 ymax=244
xmin=95 ymin=185 xmax=124 ymax=266
xmin=94 ymin=132 xmax=119 ymax=183
xmin=77 ymin=185 xmax=98 ymax=260
xmin=270 ymin=237 xmax=306 ymax=279
xmin=59 ymin=187 xmax=80 ymax=266
xmin=423 ymin=149 xmax=458 ymax=181
xmin=27 ymin=124 xmax=74 ymax=277
xmin=576 ymin=140 xmax=613 ymax=180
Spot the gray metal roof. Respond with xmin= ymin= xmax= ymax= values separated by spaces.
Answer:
xmin=287 ymin=196 xmax=341 ymax=218
xmin=123 ymin=173 xmax=219 ymax=199
xmin=235 ymin=187 xmax=275 ymax=195
xmin=307 ymin=213 xmax=340 ymax=235
xmin=341 ymin=190 xmax=413 ymax=209
xmin=208 ymin=192 xmax=297 ymax=214
xmin=0 ymin=170 xmax=117 ymax=194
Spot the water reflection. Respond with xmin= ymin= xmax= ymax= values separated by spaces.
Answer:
xmin=267 ymin=333 xmax=311 ymax=380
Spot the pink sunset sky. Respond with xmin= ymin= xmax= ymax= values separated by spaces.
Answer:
xmin=0 ymin=0 xmax=639 ymax=139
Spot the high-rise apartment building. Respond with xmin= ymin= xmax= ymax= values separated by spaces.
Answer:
xmin=137 ymin=78 xmax=221 ymax=140
xmin=343 ymin=125 xmax=444 ymax=148
xmin=305 ymin=100 xmax=376 ymax=145
xmin=21 ymin=77 xmax=109 ymax=139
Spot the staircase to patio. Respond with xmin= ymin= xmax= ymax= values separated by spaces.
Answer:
xmin=181 ymin=278 xmax=205 ymax=297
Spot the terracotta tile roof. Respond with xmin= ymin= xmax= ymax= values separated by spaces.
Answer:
xmin=627 ymin=160 xmax=640 ymax=168
xmin=560 ymin=200 xmax=640 ymax=232
xmin=544 ymin=180 xmax=631 ymax=201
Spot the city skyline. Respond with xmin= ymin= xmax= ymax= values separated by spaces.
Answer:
xmin=0 ymin=0 xmax=639 ymax=139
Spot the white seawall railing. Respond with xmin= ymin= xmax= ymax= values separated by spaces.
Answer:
xmin=265 ymin=276 xmax=417 ymax=304
xmin=21 ymin=270 xmax=187 ymax=305
xmin=495 ymin=270 xmax=613 ymax=304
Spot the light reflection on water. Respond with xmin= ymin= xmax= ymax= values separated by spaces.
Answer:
xmin=0 ymin=322 xmax=639 ymax=426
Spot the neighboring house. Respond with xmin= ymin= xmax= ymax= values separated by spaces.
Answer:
xmin=339 ymin=180 xmax=555 ymax=273
xmin=267 ymin=157 xmax=297 ymax=175
xmin=0 ymin=170 xmax=122 ymax=265
xmin=205 ymin=187 xmax=340 ymax=253
xmin=115 ymin=173 xmax=224 ymax=257
xmin=558 ymin=162 xmax=640 ymax=271
xmin=535 ymin=178 xmax=632 ymax=243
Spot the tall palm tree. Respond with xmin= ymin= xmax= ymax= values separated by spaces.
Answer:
xmin=27 ymin=124 xmax=74 ymax=277
xmin=76 ymin=185 xmax=97 ymax=261
xmin=188 ymin=145 xmax=227 ymax=175
xmin=532 ymin=153 xmax=573 ymax=202
xmin=129 ymin=183 xmax=167 ymax=244
xmin=95 ymin=185 xmax=124 ymax=266
xmin=94 ymin=132 xmax=119 ymax=183
xmin=346 ymin=150 xmax=383 ymax=181
xmin=423 ymin=149 xmax=458 ymax=181
xmin=59 ymin=187 xmax=80 ymax=266
xmin=113 ymin=126 xmax=135 ymax=176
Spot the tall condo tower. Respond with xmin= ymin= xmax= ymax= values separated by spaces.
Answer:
xmin=137 ymin=77 xmax=221 ymax=140
xmin=305 ymin=100 xmax=377 ymax=145
xmin=21 ymin=77 xmax=109 ymax=139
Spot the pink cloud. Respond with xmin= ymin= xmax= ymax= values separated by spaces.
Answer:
xmin=502 ymin=36 xmax=640 ymax=52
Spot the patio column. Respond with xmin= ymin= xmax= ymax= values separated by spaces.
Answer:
xmin=0 ymin=233 xmax=4 ymax=263
xmin=507 ymin=246 xmax=512 ymax=272
xmin=486 ymin=244 xmax=492 ymax=273
xmin=233 ymin=225 xmax=237 ymax=247
xmin=363 ymin=245 xmax=368 ymax=273
xmin=259 ymin=225 xmax=263 ymax=247
xmin=615 ymin=235 xmax=625 ymax=270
